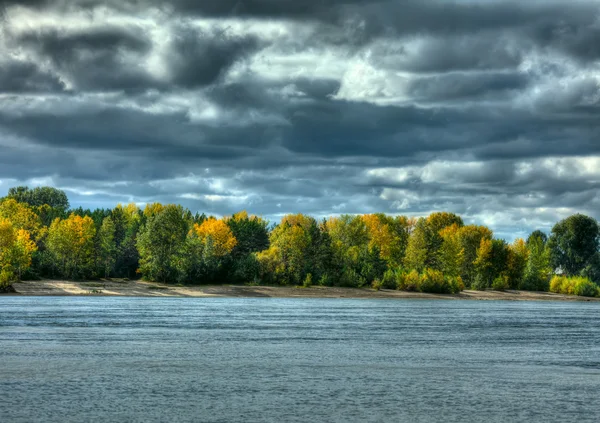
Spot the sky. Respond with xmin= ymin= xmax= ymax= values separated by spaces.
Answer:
xmin=0 ymin=0 xmax=599 ymax=240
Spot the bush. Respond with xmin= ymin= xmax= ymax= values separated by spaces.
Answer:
xmin=447 ymin=276 xmax=465 ymax=294
xmin=381 ymin=269 xmax=398 ymax=289
xmin=0 ymin=270 xmax=14 ymax=292
xmin=302 ymin=273 xmax=313 ymax=288
xmin=318 ymin=273 xmax=331 ymax=286
xmin=396 ymin=269 xmax=464 ymax=294
xmin=519 ymin=274 xmax=549 ymax=292
xmin=550 ymin=275 xmax=599 ymax=297
xmin=372 ymin=279 xmax=383 ymax=291
xmin=418 ymin=269 xmax=448 ymax=294
xmin=397 ymin=269 xmax=420 ymax=291
xmin=338 ymin=267 xmax=366 ymax=288
xmin=492 ymin=276 xmax=509 ymax=291
xmin=471 ymin=274 xmax=490 ymax=291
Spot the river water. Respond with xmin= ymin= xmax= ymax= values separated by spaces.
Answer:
xmin=1 ymin=297 xmax=599 ymax=422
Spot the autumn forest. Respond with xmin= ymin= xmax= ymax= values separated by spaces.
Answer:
xmin=1 ymin=186 xmax=599 ymax=297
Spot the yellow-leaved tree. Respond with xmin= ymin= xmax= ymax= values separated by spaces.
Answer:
xmin=0 ymin=218 xmax=37 ymax=288
xmin=0 ymin=198 xmax=45 ymax=241
xmin=46 ymin=214 xmax=96 ymax=280
xmin=192 ymin=218 xmax=237 ymax=258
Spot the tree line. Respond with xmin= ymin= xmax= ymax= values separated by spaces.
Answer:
xmin=0 ymin=186 xmax=599 ymax=296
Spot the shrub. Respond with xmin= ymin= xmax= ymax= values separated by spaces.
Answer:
xmin=372 ymin=279 xmax=383 ymax=291
xmin=492 ymin=276 xmax=509 ymax=291
xmin=302 ymin=273 xmax=313 ymax=288
xmin=519 ymin=274 xmax=549 ymax=292
xmin=550 ymin=275 xmax=568 ymax=294
xmin=446 ymin=276 xmax=465 ymax=294
xmin=397 ymin=269 xmax=420 ymax=291
xmin=418 ymin=268 xmax=448 ymax=294
xmin=338 ymin=267 xmax=366 ymax=288
xmin=318 ymin=273 xmax=331 ymax=286
xmin=471 ymin=274 xmax=490 ymax=291
xmin=381 ymin=269 xmax=398 ymax=289
xmin=550 ymin=275 xmax=599 ymax=297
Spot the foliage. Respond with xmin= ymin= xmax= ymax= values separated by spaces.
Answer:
xmin=438 ymin=223 xmax=465 ymax=277
xmin=491 ymin=275 xmax=510 ymax=291
xmin=520 ymin=234 xmax=551 ymax=292
xmin=549 ymin=275 xmax=599 ymax=298
xmin=136 ymin=205 xmax=189 ymax=283
xmin=46 ymin=214 xmax=96 ymax=279
xmin=395 ymin=268 xmax=463 ymax=294
xmin=473 ymin=238 xmax=493 ymax=289
xmin=98 ymin=217 xmax=116 ymax=278
xmin=548 ymin=214 xmax=600 ymax=277
xmin=0 ymin=218 xmax=37 ymax=288
xmin=226 ymin=211 xmax=269 ymax=256
xmin=404 ymin=219 xmax=429 ymax=273
xmin=7 ymin=186 xmax=69 ymax=211
xmin=192 ymin=218 xmax=237 ymax=258
xmin=506 ymin=238 xmax=528 ymax=289
xmin=1 ymin=185 xmax=599 ymax=296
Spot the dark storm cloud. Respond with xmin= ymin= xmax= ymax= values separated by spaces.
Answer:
xmin=14 ymin=25 xmax=157 ymax=92
xmin=167 ymin=25 xmax=262 ymax=88
xmin=0 ymin=0 xmax=599 ymax=236
xmin=0 ymin=60 xmax=65 ymax=93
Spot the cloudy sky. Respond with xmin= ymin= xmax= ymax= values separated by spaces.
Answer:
xmin=1 ymin=0 xmax=599 ymax=240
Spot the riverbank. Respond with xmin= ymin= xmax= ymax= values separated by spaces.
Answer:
xmin=4 ymin=279 xmax=599 ymax=301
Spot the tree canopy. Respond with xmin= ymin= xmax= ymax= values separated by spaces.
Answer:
xmin=0 ymin=186 xmax=598 ymax=297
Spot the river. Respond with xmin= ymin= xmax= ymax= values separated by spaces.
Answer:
xmin=1 ymin=297 xmax=599 ymax=422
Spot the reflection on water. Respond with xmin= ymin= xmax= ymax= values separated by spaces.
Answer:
xmin=1 ymin=297 xmax=599 ymax=422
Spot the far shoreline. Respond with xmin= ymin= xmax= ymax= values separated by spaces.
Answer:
xmin=4 ymin=279 xmax=600 ymax=302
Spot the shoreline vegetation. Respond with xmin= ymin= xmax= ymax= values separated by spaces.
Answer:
xmin=9 ymin=279 xmax=600 ymax=301
xmin=1 ymin=185 xmax=599 ymax=300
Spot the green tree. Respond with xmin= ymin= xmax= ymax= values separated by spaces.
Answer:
xmin=547 ymin=214 xmax=599 ymax=276
xmin=521 ymin=235 xmax=551 ymax=291
xmin=438 ymin=223 xmax=464 ymax=277
xmin=98 ymin=217 xmax=116 ymax=278
xmin=226 ymin=211 xmax=269 ymax=256
xmin=404 ymin=219 xmax=429 ymax=273
xmin=7 ymin=186 xmax=69 ymax=211
xmin=136 ymin=205 xmax=190 ymax=283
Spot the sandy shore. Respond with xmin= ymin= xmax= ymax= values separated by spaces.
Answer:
xmin=4 ymin=279 xmax=599 ymax=301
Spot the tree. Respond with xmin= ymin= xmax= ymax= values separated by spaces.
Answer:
xmin=46 ymin=214 xmax=96 ymax=279
xmin=404 ymin=219 xmax=429 ymax=272
xmin=527 ymin=230 xmax=548 ymax=247
xmin=7 ymin=186 xmax=69 ymax=211
xmin=98 ymin=217 xmax=117 ymax=278
xmin=522 ymin=235 xmax=551 ymax=291
xmin=506 ymin=238 xmax=528 ymax=288
xmin=111 ymin=203 xmax=142 ymax=278
xmin=0 ymin=198 xmax=45 ymax=241
xmin=547 ymin=214 xmax=599 ymax=276
xmin=192 ymin=218 xmax=237 ymax=258
xmin=473 ymin=238 xmax=493 ymax=290
xmin=438 ymin=223 xmax=465 ymax=277
xmin=136 ymin=205 xmax=189 ymax=283
xmin=362 ymin=214 xmax=404 ymax=267
xmin=580 ymin=252 xmax=600 ymax=284
xmin=0 ymin=218 xmax=37 ymax=288
xmin=456 ymin=225 xmax=493 ymax=286
xmin=256 ymin=214 xmax=320 ymax=285
xmin=225 ymin=211 xmax=269 ymax=256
